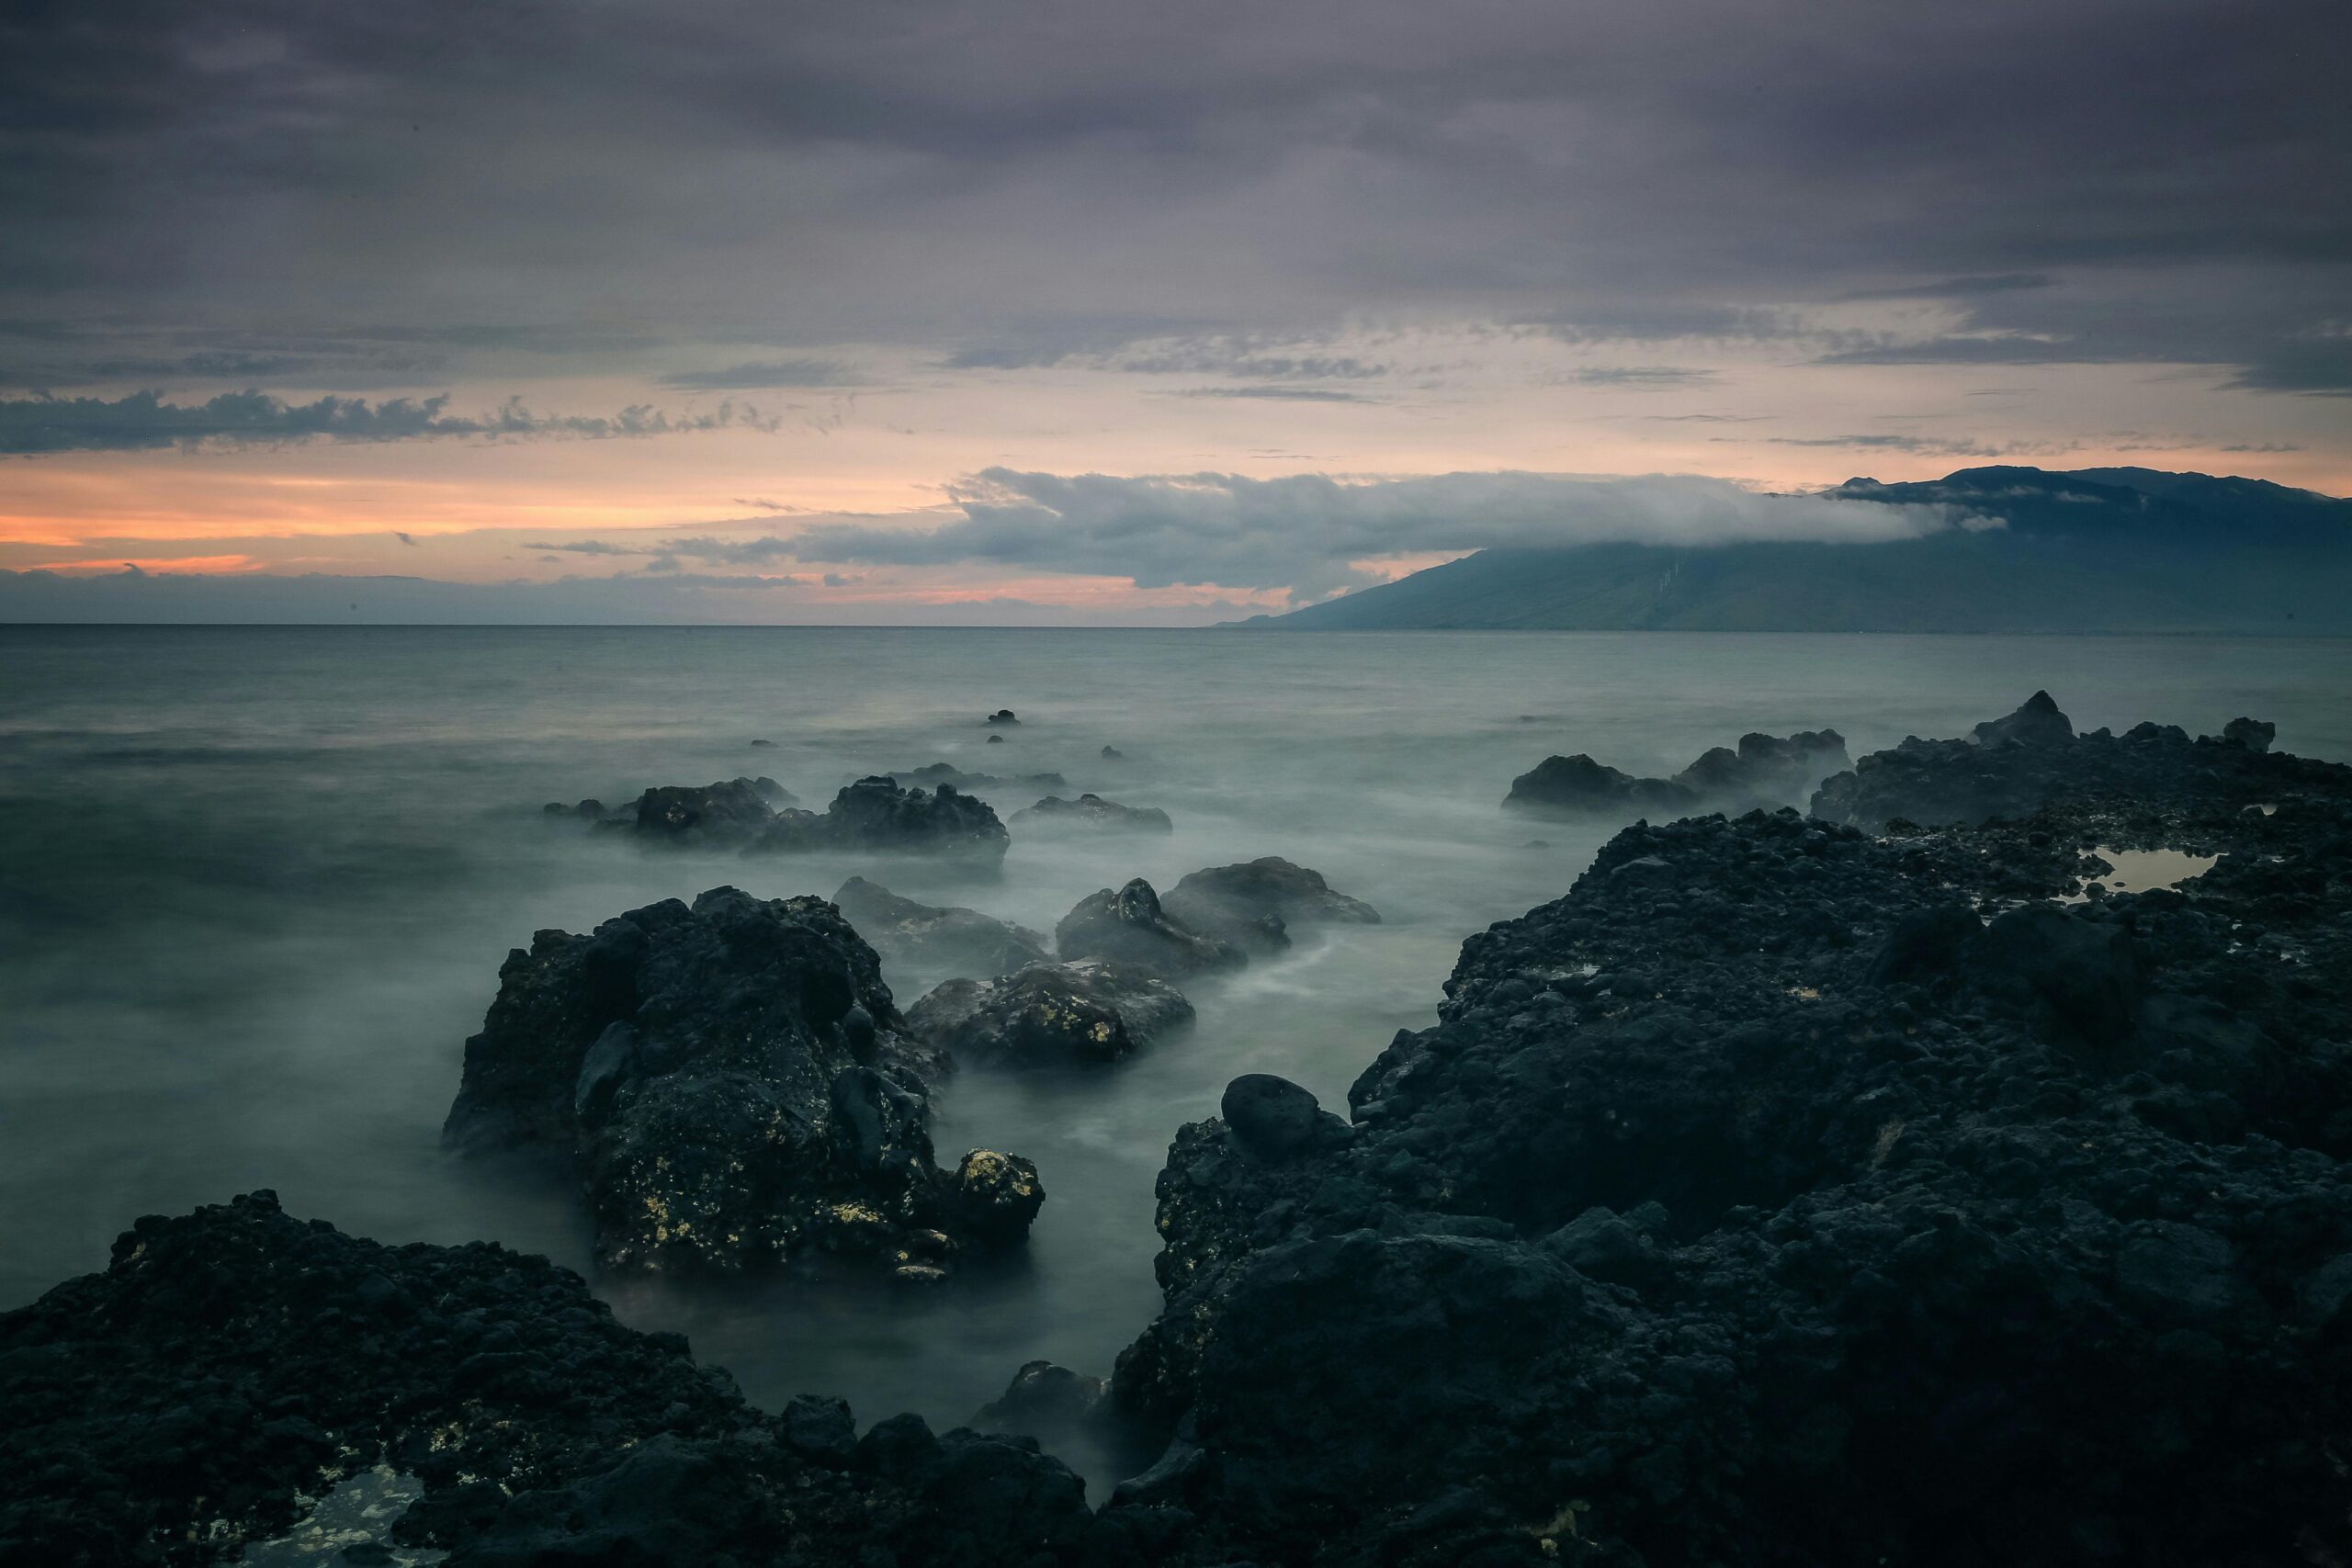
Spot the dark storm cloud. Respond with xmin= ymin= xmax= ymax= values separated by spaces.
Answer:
xmin=0 ymin=389 xmax=781 ymax=455
xmin=0 ymin=0 xmax=2342 ymax=390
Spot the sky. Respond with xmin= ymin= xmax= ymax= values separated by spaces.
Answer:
xmin=1 ymin=0 xmax=2346 ymax=623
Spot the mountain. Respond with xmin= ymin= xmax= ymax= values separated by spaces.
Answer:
xmin=1223 ymin=466 xmax=2352 ymax=633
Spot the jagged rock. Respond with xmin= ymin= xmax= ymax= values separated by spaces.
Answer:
xmin=1106 ymin=728 xmax=2352 ymax=1566
xmin=908 ymin=961 xmax=1193 ymax=1069
xmin=1506 ymin=728 xmax=1849 ymax=818
xmin=1973 ymin=688 xmax=2075 ymax=747
xmin=1160 ymin=857 xmax=1380 ymax=955
xmin=1011 ymin=794 xmax=1174 ymax=834
xmin=753 ymin=776 xmax=1010 ymax=857
xmin=831 ymin=876 xmax=1049 ymax=981
xmin=1812 ymin=694 xmax=2322 ymax=831
xmin=0 ymin=1193 xmax=1162 ymax=1566
xmin=444 ymin=886 xmax=1038 ymax=1275
xmin=1056 ymin=879 xmax=1247 ymax=979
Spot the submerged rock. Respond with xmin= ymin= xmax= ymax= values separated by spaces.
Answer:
xmin=831 ymin=876 xmax=1050 ymax=981
xmin=1056 ymin=879 xmax=1247 ymax=979
xmin=443 ymin=886 xmax=1038 ymax=1275
xmin=1506 ymin=728 xmax=1849 ymax=818
xmin=0 ymin=1192 xmax=1163 ymax=1566
xmin=909 ymin=960 xmax=1194 ymax=1069
xmin=1011 ymin=794 xmax=1174 ymax=834
xmin=1160 ymin=857 xmax=1379 ymax=955
xmin=753 ymin=776 xmax=1010 ymax=857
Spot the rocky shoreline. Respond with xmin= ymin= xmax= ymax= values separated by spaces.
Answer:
xmin=6 ymin=695 xmax=2349 ymax=1565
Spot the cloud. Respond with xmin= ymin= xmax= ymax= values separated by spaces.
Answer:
xmin=1555 ymin=367 xmax=1716 ymax=388
xmin=1169 ymin=387 xmax=1373 ymax=402
xmin=658 ymin=358 xmax=862 ymax=389
xmin=1840 ymin=273 xmax=2055 ymax=301
xmin=0 ymin=389 xmax=783 ymax=455
xmin=786 ymin=468 xmax=1977 ymax=601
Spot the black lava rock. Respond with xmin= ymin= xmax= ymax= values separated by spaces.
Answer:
xmin=1107 ymin=725 xmax=2352 ymax=1566
xmin=1160 ymin=857 xmax=1380 ymax=956
xmin=443 ymin=886 xmax=1039 ymax=1276
xmin=754 ymin=776 xmax=1011 ymax=858
xmin=0 ymin=1192 xmax=1170 ymax=1566
xmin=909 ymin=961 xmax=1194 ymax=1070
xmin=1507 ymin=728 xmax=1849 ymax=819
xmin=1056 ymin=879 xmax=1247 ymax=980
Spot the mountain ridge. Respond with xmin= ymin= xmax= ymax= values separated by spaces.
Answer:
xmin=1222 ymin=465 xmax=2352 ymax=633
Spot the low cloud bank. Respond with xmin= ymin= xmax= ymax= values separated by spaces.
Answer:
xmin=0 ymin=390 xmax=779 ymax=455
xmin=790 ymin=469 xmax=1979 ymax=601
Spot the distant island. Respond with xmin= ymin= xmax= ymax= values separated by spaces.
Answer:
xmin=1222 ymin=466 xmax=2352 ymax=633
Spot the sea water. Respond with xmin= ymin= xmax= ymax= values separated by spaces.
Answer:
xmin=4 ymin=626 xmax=2347 ymax=1487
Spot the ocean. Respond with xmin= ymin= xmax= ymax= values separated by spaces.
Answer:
xmin=5 ymin=625 xmax=2348 ymax=1487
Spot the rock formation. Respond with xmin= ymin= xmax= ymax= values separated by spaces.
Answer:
xmin=444 ymin=886 xmax=1039 ymax=1277
xmin=1506 ymin=728 xmax=1849 ymax=818
xmin=909 ymin=961 xmax=1194 ymax=1070
xmin=1055 ymin=879 xmax=1247 ymax=980
xmin=1159 ymin=857 xmax=1379 ymax=955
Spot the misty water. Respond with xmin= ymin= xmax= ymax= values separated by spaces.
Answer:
xmin=6 ymin=626 xmax=2350 ymax=1490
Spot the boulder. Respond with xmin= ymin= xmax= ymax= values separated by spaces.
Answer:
xmin=444 ymin=886 xmax=1039 ymax=1275
xmin=1161 ymin=857 xmax=1379 ymax=955
xmin=831 ymin=876 xmax=1050 ymax=981
xmin=1010 ymin=794 xmax=1174 ymax=834
xmin=986 ymin=709 xmax=1020 ymax=726
xmin=2220 ymin=716 xmax=2276 ymax=752
xmin=1218 ymin=1074 xmax=1351 ymax=1161
xmin=1055 ymin=879 xmax=1247 ymax=979
xmin=908 ymin=960 xmax=1193 ymax=1069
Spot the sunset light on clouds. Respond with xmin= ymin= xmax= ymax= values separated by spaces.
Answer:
xmin=2 ymin=2 xmax=2346 ymax=621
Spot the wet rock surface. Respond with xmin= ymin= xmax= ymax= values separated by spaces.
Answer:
xmin=1056 ymin=878 xmax=1248 ymax=980
xmin=831 ymin=875 xmax=1051 ymax=982
xmin=1507 ymin=728 xmax=1849 ymax=818
xmin=1160 ymin=857 xmax=1380 ymax=955
xmin=1107 ymin=709 xmax=2352 ymax=1566
xmin=909 ymin=961 xmax=1195 ymax=1070
xmin=1011 ymin=793 xmax=1175 ymax=834
xmin=0 ymin=1192 xmax=1180 ymax=1567
xmin=443 ymin=886 xmax=1038 ymax=1276
xmin=753 ymin=776 xmax=1011 ymax=857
